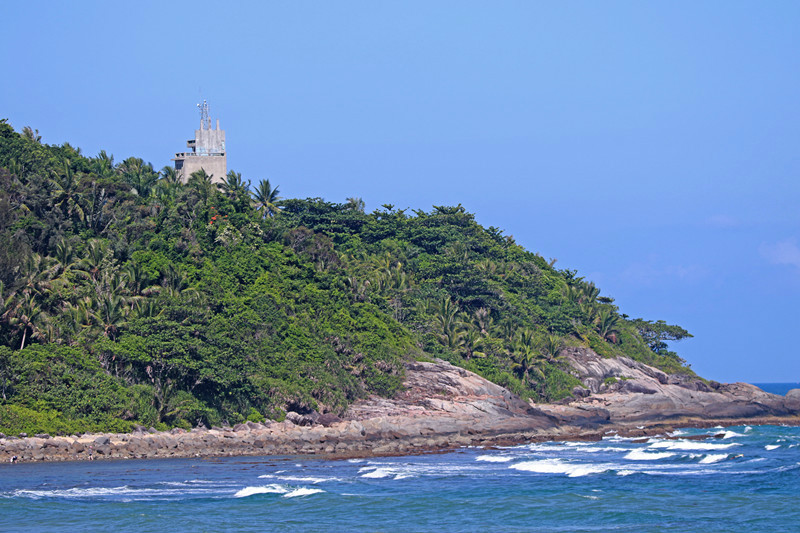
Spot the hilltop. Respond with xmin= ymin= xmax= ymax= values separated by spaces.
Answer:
xmin=0 ymin=120 xmax=697 ymax=436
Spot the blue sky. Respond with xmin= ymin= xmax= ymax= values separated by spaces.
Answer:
xmin=2 ymin=2 xmax=799 ymax=382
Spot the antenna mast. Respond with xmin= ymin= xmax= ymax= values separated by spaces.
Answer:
xmin=197 ymin=99 xmax=210 ymax=129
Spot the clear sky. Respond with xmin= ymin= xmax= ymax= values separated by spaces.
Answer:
xmin=2 ymin=1 xmax=799 ymax=382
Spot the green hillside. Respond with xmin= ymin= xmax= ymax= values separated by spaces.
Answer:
xmin=0 ymin=120 xmax=693 ymax=435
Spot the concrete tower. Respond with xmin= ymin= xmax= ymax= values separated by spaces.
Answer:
xmin=173 ymin=100 xmax=227 ymax=183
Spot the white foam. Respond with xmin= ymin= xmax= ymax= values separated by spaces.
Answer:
xmin=721 ymin=431 xmax=744 ymax=439
xmin=699 ymin=454 xmax=728 ymax=464
xmin=765 ymin=445 xmax=780 ymax=451
xmin=476 ymin=455 xmax=515 ymax=463
xmin=13 ymin=485 xmax=216 ymax=499
xmin=745 ymin=426 xmax=753 ymax=432
xmin=361 ymin=467 xmax=395 ymax=479
xmin=234 ymin=484 xmax=288 ymax=498
xmin=283 ymin=488 xmax=325 ymax=498
xmin=393 ymin=473 xmax=414 ymax=480
xmin=510 ymin=459 xmax=611 ymax=477
xmin=649 ymin=440 xmax=738 ymax=451
xmin=258 ymin=474 xmax=337 ymax=484
xmin=624 ymin=450 xmax=675 ymax=461
xmin=616 ymin=470 xmax=636 ymax=476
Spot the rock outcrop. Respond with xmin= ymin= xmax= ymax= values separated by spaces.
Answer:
xmin=1 ymin=354 xmax=798 ymax=464
xmin=552 ymin=347 xmax=798 ymax=423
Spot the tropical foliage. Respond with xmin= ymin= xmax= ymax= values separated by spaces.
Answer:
xmin=0 ymin=120 xmax=694 ymax=434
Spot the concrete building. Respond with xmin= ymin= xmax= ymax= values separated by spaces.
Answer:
xmin=173 ymin=100 xmax=227 ymax=184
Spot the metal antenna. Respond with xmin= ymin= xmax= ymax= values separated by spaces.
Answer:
xmin=197 ymin=99 xmax=210 ymax=129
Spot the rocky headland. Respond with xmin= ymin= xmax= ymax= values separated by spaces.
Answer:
xmin=2 ymin=351 xmax=799 ymax=464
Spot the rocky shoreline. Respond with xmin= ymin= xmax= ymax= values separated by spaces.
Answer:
xmin=2 ymin=355 xmax=799 ymax=464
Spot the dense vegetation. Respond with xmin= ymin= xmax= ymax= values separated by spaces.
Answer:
xmin=0 ymin=120 xmax=693 ymax=435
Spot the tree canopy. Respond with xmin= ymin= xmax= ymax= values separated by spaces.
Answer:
xmin=0 ymin=120 xmax=694 ymax=434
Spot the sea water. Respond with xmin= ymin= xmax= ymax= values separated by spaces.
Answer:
xmin=1 ymin=424 xmax=799 ymax=532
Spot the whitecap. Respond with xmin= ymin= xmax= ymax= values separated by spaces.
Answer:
xmin=234 ymin=484 xmax=288 ymax=498
xmin=509 ymin=459 xmax=611 ymax=477
xmin=283 ymin=487 xmax=325 ymax=498
xmin=699 ymin=454 xmax=728 ymax=464
xmin=745 ymin=426 xmax=753 ymax=432
xmin=347 ymin=458 xmax=365 ymax=463
xmin=393 ymin=473 xmax=414 ymax=480
xmin=721 ymin=431 xmax=744 ymax=439
xmin=616 ymin=470 xmax=636 ymax=476
xmin=649 ymin=440 xmax=738 ymax=451
xmin=624 ymin=450 xmax=676 ymax=461
xmin=361 ymin=468 xmax=395 ymax=479
xmin=12 ymin=485 xmax=216 ymax=500
xmin=476 ymin=455 xmax=515 ymax=463
xmin=258 ymin=474 xmax=337 ymax=484
xmin=765 ymin=445 xmax=780 ymax=451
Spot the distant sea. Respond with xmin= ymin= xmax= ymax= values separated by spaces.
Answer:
xmin=752 ymin=383 xmax=800 ymax=395
xmin=2 ymin=424 xmax=799 ymax=532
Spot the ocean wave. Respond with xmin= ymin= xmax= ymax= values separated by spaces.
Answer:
xmin=765 ymin=445 xmax=780 ymax=451
xmin=509 ymin=459 xmax=612 ymax=477
xmin=283 ymin=488 xmax=325 ymax=498
xmin=258 ymin=474 xmax=339 ymax=484
xmin=476 ymin=455 xmax=515 ymax=463
xmin=721 ymin=431 xmax=745 ymax=439
xmin=699 ymin=454 xmax=728 ymax=464
xmin=361 ymin=467 xmax=396 ymax=479
xmin=624 ymin=450 xmax=676 ymax=461
xmin=360 ymin=467 xmax=418 ymax=480
xmin=233 ymin=484 xmax=289 ymax=498
xmin=648 ymin=440 xmax=739 ymax=451
xmin=11 ymin=485 xmax=216 ymax=500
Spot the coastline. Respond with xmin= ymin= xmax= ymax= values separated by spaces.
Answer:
xmin=3 ymin=357 xmax=799 ymax=465
xmin=2 ymin=414 xmax=799 ymax=465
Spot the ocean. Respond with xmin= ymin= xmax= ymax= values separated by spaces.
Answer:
xmin=1 ymin=381 xmax=797 ymax=532
xmin=1 ymin=423 xmax=798 ymax=532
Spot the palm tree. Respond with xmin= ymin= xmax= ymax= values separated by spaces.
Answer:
xmin=119 ymin=157 xmax=158 ymax=198
xmin=346 ymin=197 xmax=365 ymax=213
xmin=459 ymin=329 xmax=486 ymax=360
xmin=345 ymin=276 xmax=370 ymax=302
xmin=5 ymin=292 xmax=43 ymax=350
xmin=595 ymin=308 xmax=621 ymax=343
xmin=541 ymin=334 xmax=563 ymax=361
xmin=251 ymin=179 xmax=281 ymax=217
xmin=22 ymin=126 xmax=42 ymax=143
xmin=92 ymin=150 xmax=115 ymax=177
xmin=511 ymin=343 xmax=546 ymax=387
xmin=188 ymin=168 xmax=215 ymax=204
xmin=436 ymin=297 xmax=462 ymax=349
xmin=160 ymin=264 xmax=200 ymax=302
xmin=472 ymin=307 xmax=493 ymax=336
xmin=92 ymin=293 xmax=127 ymax=341
xmin=50 ymin=160 xmax=86 ymax=223
xmin=78 ymin=240 xmax=108 ymax=282
xmin=219 ymin=170 xmax=249 ymax=198
xmin=155 ymin=166 xmax=182 ymax=204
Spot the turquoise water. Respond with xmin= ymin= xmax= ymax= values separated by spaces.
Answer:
xmin=1 ymin=424 xmax=799 ymax=532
